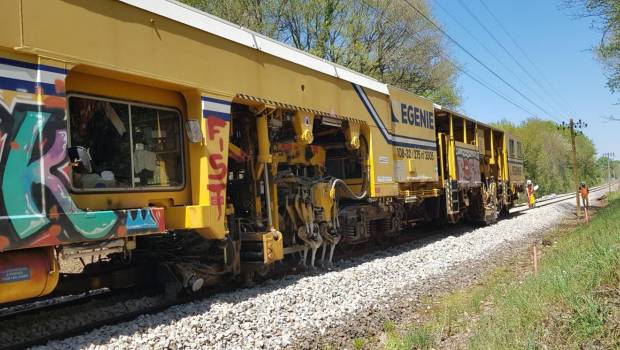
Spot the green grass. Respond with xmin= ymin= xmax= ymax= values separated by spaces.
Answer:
xmin=385 ymin=326 xmax=433 ymax=350
xmin=384 ymin=193 xmax=620 ymax=350
xmin=382 ymin=320 xmax=396 ymax=333
xmin=353 ymin=337 xmax=365 ymax=350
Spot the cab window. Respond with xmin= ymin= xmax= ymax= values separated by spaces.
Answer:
xmin=68 ymin=95 xmax=183 ymax=190
xmin=509 ymin=139 xmax=515 ymax=157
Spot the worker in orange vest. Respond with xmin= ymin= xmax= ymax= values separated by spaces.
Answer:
xmin=526 ymin=180 xmax=536 ymax=208
xmin=579 ymin=181 xmax=589 ymax=209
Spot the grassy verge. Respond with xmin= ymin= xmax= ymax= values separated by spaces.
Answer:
xmin=381 ymin=194 xmax=620 ymax=350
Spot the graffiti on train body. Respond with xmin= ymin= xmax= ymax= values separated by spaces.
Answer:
xmin=456 ymin=147 xmax=482 ymax=185
xmin=125 ymin=209 xmax=165 ymax=232
xmin=202 ymin=96 xmax=231 ymax=221
xmin=0 ymin=59 xmax=166 ymax=252
xmin=3 ymin=108 xmax=117 ymax=240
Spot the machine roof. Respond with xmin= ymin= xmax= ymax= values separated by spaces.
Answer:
xmin=118 ymin=0 xmax=390 ymax=95
xmin=433 ymin=103 xmax=504 ymax=134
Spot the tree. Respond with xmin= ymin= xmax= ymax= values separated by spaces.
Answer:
xmin=180 ymin=0 xmax=461 ymax=107
xmin=565 ymin=0 xmax=620 ymax=96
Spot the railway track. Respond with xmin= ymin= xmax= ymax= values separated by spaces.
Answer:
xmin=0 ymin=220 xmax=458 ymax=350
xmin=0 ymin=288 xmax=110 ymax=323
xmin=1 ymin=184 xmax=610 ymax=349
xmin=0 ymin=289 xmax=162 ymax=350
xmin=512 ymin=184 xmax=606 ymax=213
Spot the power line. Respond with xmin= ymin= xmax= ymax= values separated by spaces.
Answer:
xmin=401 ymin=0 xmax=560 ymax=122
xmin=453 ymin=62 xmax=539 ymax=118
xmin=477 ymin=0 xmax=579 ymax=117
xmin=406 ymin=24 xmax=540 ymax=118
xmin=455 ymin=0 xmax=560 ymax=122
xmin=478 ymin=0 xmax=577 ymax=116
xmin=431 ymin=0 xmax=563 ymax=117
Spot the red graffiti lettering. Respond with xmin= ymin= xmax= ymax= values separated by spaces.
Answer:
xmin=208 ymin=154 xmax=227 ymax=180
xmin=207 ymin=117 xmax=226 ymax=141
xmin=206 ymin=112 xmax=229 ymax=221
xmin=207 ymin=183 xmax=226 ymax=219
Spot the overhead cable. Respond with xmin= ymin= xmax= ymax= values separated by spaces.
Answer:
xmin=402 ymin=0 xmax=560 ymax=122
xmin=477 ymin=0 xmax=579 ymax=117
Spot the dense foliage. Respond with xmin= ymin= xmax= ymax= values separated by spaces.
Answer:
xmin=494 ymin=119 xmax=616 ymax=195
xmin=566 ymin=0 xmax=620 ymax=96
xmin=180 ymin=0 xmax=461 ymax=108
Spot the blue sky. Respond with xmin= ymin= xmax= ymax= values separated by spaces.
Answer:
xmin=430 ymin=0 xmax=619 ymax=158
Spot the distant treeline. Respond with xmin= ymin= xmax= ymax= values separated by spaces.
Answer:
xmin=495 ymin=118 xmax=619 ymax=195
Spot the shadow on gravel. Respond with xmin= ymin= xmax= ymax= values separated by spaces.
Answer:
xmin=52 ymin=208 xmax=555 ymax=349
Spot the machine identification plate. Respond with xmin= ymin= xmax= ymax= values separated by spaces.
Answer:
xmin=0 ymin=267 xmax=31 ymax=283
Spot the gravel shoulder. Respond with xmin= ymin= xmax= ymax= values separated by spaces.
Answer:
xmin=34 ymin=191 xmax=601 ymax=350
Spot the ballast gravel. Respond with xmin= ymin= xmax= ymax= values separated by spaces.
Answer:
xmin=36 ymin=199 xmax=578 ymax=350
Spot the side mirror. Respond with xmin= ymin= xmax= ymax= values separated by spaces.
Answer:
xmin=68 ymin=146 xmax=93 ymax=174
xmin=185 ymin=119 xmax=203 ymax=143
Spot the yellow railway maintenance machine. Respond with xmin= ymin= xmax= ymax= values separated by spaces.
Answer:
xmin=434 ymin=105 xmax=525 ymax=224
xmin=0 ymin=0 xmax=521 ymax=304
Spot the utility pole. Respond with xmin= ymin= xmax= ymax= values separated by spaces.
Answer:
xmin=603 ymin=152 xmax=615 ymax=196
xmin=559 ymin=118 xmax=587 ymax=219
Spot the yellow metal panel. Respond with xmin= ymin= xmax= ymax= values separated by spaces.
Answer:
xmin=66 ymin=70 xmax=187 ymax=109
xmin=0 ymin=1 xmax=21 ymax=49
xmin=165 ymin=205 xmax=210 ymax=229
xmin=18 ymin=0 xmax=367 ymax=121
xmin=388 ymin=86 xmax=438 ymax=183
xmin=387 ymin=86 xmax=436 ymax=141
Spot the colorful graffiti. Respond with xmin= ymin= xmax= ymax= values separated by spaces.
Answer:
xmin=0 ymin=58 xmax=165 ymax=252
xmin=456 ymin=147 xmax=481 ymax=185
xmin=125 ymin=209 xmax=166 ymax=232
xmin=202 ymin=96 xmax=231 ymax=221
